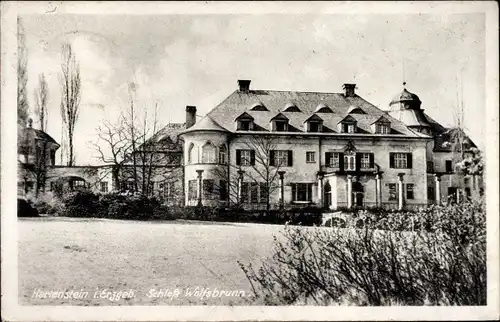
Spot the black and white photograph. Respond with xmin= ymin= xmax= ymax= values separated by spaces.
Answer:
xmin=1 ymin=1 xmax=499 ymax=321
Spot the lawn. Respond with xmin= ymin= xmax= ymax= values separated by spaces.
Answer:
xmin=18 ymin=217 xmax=283 ymax=306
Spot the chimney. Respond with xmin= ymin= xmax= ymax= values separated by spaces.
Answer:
xmin=185 ymin=106 xmax=197 ymax=129
xmin=343 ymin=83 xmax=356 ymax=97
xmin=238 ymin=79 xmax=251 ymax=92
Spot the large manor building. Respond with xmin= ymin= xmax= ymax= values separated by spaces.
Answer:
xmin=18 ymin=80 xmax=481 ymax=211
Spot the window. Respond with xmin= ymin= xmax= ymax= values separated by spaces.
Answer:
xmin=188 ymin=143 xmax=195 ymax=164
xmin=148 ymin=181 xmax=156 ymax=194
xmin=390 ymin=153 xmax=412 ymax=169
xmin=406 ymin=183 xmax=414 ymax=200
xmin=219 ymin=180 xmax=228 ymax=201
xmin=445 ymin=160 xmax=453 ymax=173
xmin=237 ymin=149 xmax=254 ymax=166
xmin=465 ymin=187 xmax=471 ymax=198
xmin=274 ymin=120 xmax=288 ymax=132
xmin=188 ymin=180 xmax=197 ymax=200
xmin=291 ymin=183 xmax=313 ymax=202
xmin=344 ymin=154 xmax=355 ymax=171
xmin=359 ymin=153 xmax=371 ymax=169
xmin=375 ymin=123 xmax=389 ymax=134
xmin=272 ymin=150 xmax=291 ymax=167
xmin=427 ymin=187 xmax=435 ymax=201
xmin=308 ymin=122 xmax=322 ymax=132
xmin=464 ymin=177 xmax=470 ymax=185
xmin=306 ymin=151 xmax=316 ymax=163
xmin=259 ymin=182 xmax=267 ymax=203
xmin=50 ymin=150 xmax=56 ymax=165
xmin=427 ymin=161 xmax=434 ymax=172
xmin=326 ymin=152 xmax=341 ymax=168
xmin=100 ymin=182 xmax=108 ymax=193
xmin=219 ymin=145 xmax=227 ymax=164
xmin=342 ymin=123 xmax=356 ymax=133
xmin=73 ymin=180 xmax=86 ymax=189
xmin=388 ymin=183 xmax=397 ymax=201
xmin=202 ymin=142 xmax=216 ymax=163
xmin=250 ymin=182 xmax=259 ymax=203
xmin=203 ymin=179 xmax=215 ymax=200
xmin=238 ymin=120 xmax=252 ymax=131
xmin=159 ymin=182 xmax=173 ymax=201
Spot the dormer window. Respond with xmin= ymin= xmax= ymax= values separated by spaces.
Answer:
xmin=270 ymin=113 xmax=289 ymax=132
xmin=250 ymin=102 xmax=268 ymax=111
xmin=347 ymin=105 xmax=366 ymax=114
xmin=314 ymin=103 xmax=333 ymax=113
xmin=304 ymin=114 xmax=323 ymax=133
xmin=235 ymin=112 xmax=254 ymax=131
xmin=338 ymin=115 xmax=357 ymax=133
xmin=371 ymin=116 xmax=391 ymax=134
xmin=283 ymin=102 xmax=301 ymax=112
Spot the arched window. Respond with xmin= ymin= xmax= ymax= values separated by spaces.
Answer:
xmin=188 ymin=143 xmax=195 ymax=164
xmin=219 ymin=144 xmax=227 ymax=164
xmin=202 ymin=142 xmax=216 ymax=164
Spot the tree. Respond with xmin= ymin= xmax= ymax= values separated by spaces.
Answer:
xmin=212 ymin=135 xmax=290 ymax=215
xmin=34 ymin=73 xmax=49 ymax=132
xmin=59 ymin=43 xmax=82 ymax=166
xmin=92 ymin=115 xmax=131 ymax=191
xmin=17 ymin=18 xmax=29 ymax=130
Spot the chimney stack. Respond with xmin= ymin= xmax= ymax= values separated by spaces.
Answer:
xmin=238 ymin=79 xmax=251 ymax=92
xmin=185 ymin=106 xmax=197 ymax=129
xmin=343 ymin=83 xmax=356 ymax=97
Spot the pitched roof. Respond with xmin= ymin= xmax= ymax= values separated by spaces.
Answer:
xmin=433 ymin=127 xmax=477 ymax=152
xmin=206 ymin=89 xmax=421 ymax=137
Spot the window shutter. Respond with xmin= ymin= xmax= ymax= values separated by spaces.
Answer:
xmin=389 ymin=153 xmax=395 ymax=168
xmin=369 ymin=153 xmax=375 ymax=168
xmin=325 ymin=152 xmax=332 ymax=167
xmin=236 ymin=150 xmax=241 ymax=165
xmin=339 ymin=152 xmax=344 ymax=171
xmin=287 ymin=150 xmax=293 ymax=166
xmin=269 ymin=150 xmax=275 ymax=166
xmin=307 ymin=183 xmax=313 ymax=202
xmin=355 ymin=153 xmax=361 ymax=171
xmin=407 ymin=153 xmax=412 ymax=169
xmin=291 ymin=183 xmax=296 ymax=202
xmin=250 ymin=150 xmax=256 ymax=166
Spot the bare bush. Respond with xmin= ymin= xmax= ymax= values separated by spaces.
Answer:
xmin=239 ymin=199 xmax=486 ymax=306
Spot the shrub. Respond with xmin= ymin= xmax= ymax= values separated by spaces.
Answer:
xmin=239 ymin=199 xmax=486 ymax=306
xmin=30 ymin=192 xmax=63 ymax=215
xmin=17 ymin=198 xmax=39 ymax=217
xmin=61 ymin=190 xmax=100 ymax=217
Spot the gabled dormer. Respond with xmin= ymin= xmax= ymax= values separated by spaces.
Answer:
xmin=303 ymin=114 xmax=323 ymax=133
xmin=235 ymin=112 xmax=255 ymax=131
xmin=282 ymin=102 xmax=301 ymax=112
xmin=371 ymin=116 xmax=391 ymax=134
xmin=314 ymin=103 xmax=333 ymax=113
xmin=270 ymin=113 xmax=289 ymax=132
xmin=338 ymin=115 xmax=357 ymax=133
xmin=347 ymin=105 xmax=366 ymax=114
xmin=250 ymin=101 xmax=268 ymax=111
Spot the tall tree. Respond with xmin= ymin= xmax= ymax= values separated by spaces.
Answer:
xmin=34 ymin=73 xmax=49 ymax=132
xmin=17 ymin=18 xmax=29 ymax=130
xmin=59 ymin=43 xmax=82 ymax=166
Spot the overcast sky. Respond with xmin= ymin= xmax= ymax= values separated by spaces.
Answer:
xmin=21 ymin=13 xmax=485 ymax=165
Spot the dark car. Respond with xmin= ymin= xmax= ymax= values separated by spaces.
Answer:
xmin=17 ymin=198 xmax=39 ymax=217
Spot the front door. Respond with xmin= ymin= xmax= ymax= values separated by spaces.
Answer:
xmin=354 ymin=192 xmax=364 ymax=207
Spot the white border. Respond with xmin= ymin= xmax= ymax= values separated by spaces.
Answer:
xmin=2 ymin=1 xmax=499 ymax=321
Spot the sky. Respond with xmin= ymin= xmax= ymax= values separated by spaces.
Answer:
xmin=21 ymin=13 xmax=486 ymax=165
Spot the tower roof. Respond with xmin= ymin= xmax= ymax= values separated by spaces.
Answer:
xmin=180 ymin=115 xmax=229 ymax=135
xmin=390 ymin=88 xmax=422 ymax=106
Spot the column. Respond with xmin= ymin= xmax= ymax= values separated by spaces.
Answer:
xmin=375 ymin=173 xmax=382 ymax=208
xmin=278 ymin=171 xmax=286 ymax=208
xmin=196 ymin=169 xmax=204 ymax=207
xmin=347 ymin=175 xmax=353 ymax=209
xmin=317 ymin=172 xmax=324 ymax=208
xmin=237 ymin=170 xmax=245 ymax=204
xmin=397 ymin=173 xmax=405 ymax=211
xmin=434 ymin=174 xmax=442 ymax=205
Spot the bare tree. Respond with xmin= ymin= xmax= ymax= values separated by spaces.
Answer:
xmin=17 ymin=18 xmax=29 ymax=130
xmin=92 ymin=115 xmax=131 ymax=191
xmin=59 ymin=43 xmax=82 ymax=166
xmin=34 ymin=73 xmax=49 ymax=132
xmin=212 ymin=135 xmax=289 ymax=215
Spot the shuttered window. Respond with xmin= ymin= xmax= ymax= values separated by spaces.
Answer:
xmin=270 ymin=150 xmax=293 ymax=167
xmin=389 ymin=153 xmax=412 ymax=169
xmin=236 ymin=149 xmax=255 ymax=166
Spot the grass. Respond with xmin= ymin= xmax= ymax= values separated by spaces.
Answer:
xmin=18 ymin=217 xmax=282 ymax=306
